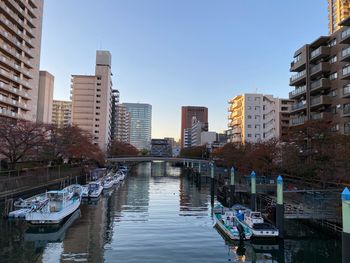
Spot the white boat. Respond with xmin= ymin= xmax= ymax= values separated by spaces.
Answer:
xmin=25 ymin=184 xmax=83 ymax=224
xmin=213 ymin=205 xmax=252 ymax=241
xmin=242 ymin=211 xmax=279 ymax=238
xmin=88 ymin=181 xmax=103 ymax=198
xmin=119 ymin=165 xmax=128 ymax=174
xmin=14 ymin=193 xmax=48 ymax=209
xmin=81 ymin=185 xmax=89 ymax=198
xmin=8 ymin=208 xmax=32 ymax=219
xmin=102 ymin=177 xmax=114 ymax=190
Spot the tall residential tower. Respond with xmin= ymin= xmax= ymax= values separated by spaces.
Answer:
xmin=71 ymin=51 xmax=113 ymax=151
xmin=0 ymin=0 xmax=44 ymax=120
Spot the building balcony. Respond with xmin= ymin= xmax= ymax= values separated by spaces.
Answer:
xmin=342 ymin=85 xmax=350 ymax=98
xmin=0 ymin=56 xmax=31 ymax=79
xmin=232 ymin=126 xmax=242 ymax=134
xmin=310 ymin=95 xmax=332 ymax=109
xmin=290 ymin=101 xmax=306 ymax=113
xmin=290 ymin=116 xmax=307 ymax=126
xmin=341 ymin=47 xmax=350 ymax=62
xmin=342 ymin=107 xmax=350 ymax=117
xmin=0 ymin=42 xmax=32 ymax=68
xmin=290 ymin=70 xmax=306 ymax=86
xmin=310 ymin=78 xmax=331 ymax=94
xmin=231 ymin=110 xmax=242 ymax=118
xmin=310 ymin=112 xmax=332 ymax=121
xmin=0 ymin=108 xmax=19 ymax=119
xmin=7 ymin=0 xmax=34 ymax=23
xmin=290 ymin=59 xmax=306 ymax=72
xmin=310 ymin=62 xmax=330 ymax=79
xmin=289 ymin=85 xmax=306 ymax=99
xmin=340 ymin=27 xmax=350 ymax=44
xmin=0 ymin=82 xmax=29 ymax=99
xmin=343 ymin=65 xmax=350 ymax=80
xmin=230 ymin=119 xmax=241 ymax=126
xmin=0 ymin=2 xmax=33 ymax=35
xmin=310 ymin=46 xmax=330 ymax=62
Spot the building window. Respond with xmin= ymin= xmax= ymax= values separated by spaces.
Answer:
xmin=97 ymin=89 xmax=101 ymax=92
xmin=255 ymin=97 xmax=260 ymax=103
xmin=95 ymin=118 xmax=100 ymax=121
xmin=255 ymin=106 xmax=260 ymax=110
xmin=96 ymin=106 xmax=100 ymax=109
xmin=329 ymin=90 xmax=337 ymax=97
xmin=96 ymin=94 xmax=101 ymax=97
xmin=248 ymin=124 xmax=251 ymax=128
xmin=94 ymin=137 xmax=99 ymax=140
xmin=247 ymin=115 xmax=252 ymax=119
xmin=331 ymin=124 xmax=339 ymax=132
xmin=247 ymin=134 xmax=252 ymax=138
xmin=255 ymin=134 xmax=261 ymax=138
xmin=96 ymin=100 xmax=101 ymax=103
xmin=344 ymin=103 xmax=350 ymax=114
xmin=95 ymin=124 xmax=99 ymax=127
xmin=96 ymin=112 xmax=100 ymax=115
xmin=329 ymin=55 xmax=337 ymax=63
xmin=329 ymin=72 xmax=338 ymax=80
xmin=94 ymin=130 xmax=99 ymax=134
xmin=97 ymin=76 xmax=102 ymax=80
xmin=345 ymin=122 xmax=350 ymax=134
xmin=97 ymin=83 xmax=101 ymax=86
xmin=344 ymin=84 xmax=350 ymax=95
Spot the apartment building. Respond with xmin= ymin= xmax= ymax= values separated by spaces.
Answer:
xmin=0 ymin=0 xmax=44 ymax=121
xmin=37 ymin=70 xmax=53 ymax=123
xmin=52 ymin=100 xmax=71 ymax=128
xmin=289 ymin=17 xmax=350 ymax=134
xmin=123 ymin=103 xmax=152 ymax=150
xmin=115 ymin=103 xmax=130 ymax=144
xmin=227 ymin=94 xmax=288 ymax=144
xmin=328 ymin=0 xmax=350 ymax=34
xmin=181 ymin=106 xmax=208 ymax=148
xmin=71 ymin=51 xmax=113 ymax=151
xmin=190 ymin=117 xmax=208 ymax=147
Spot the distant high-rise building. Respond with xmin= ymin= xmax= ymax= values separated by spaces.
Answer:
xmin=181 ymin=106 xmax=208 ymax=148
xmin=328 ymin=0 xmax=350 ymax=34
xmin=115 ymin=103 xmax=130 ymax=144
xmin=71 ymin=51 xmax=113 ymax=151
xmin=37 ymin=71 xmax=54 ymax=123
xmin=190 ymin=117 xmax=208 ymax=147
xmin=123 ymin=103 xmax=152 ymax=150
xmin=0 ymin=0 xmax=44 ymax=121
xmin=110 ymin=89 xmax=120 ymax=141
xmin=52 ymin=100 xmax=72 ymax=128
xmin=227 ymin=93 xmax=289 ymax=144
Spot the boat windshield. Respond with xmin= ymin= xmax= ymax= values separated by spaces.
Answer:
xmin=89 ymin=183 xmax=99 ymax=191
xmin=47 ymin=192 xmax=63 ymax=201
xmin=251 ymin=212 xmax=261 ymax=218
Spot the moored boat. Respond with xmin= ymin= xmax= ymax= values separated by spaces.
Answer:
xmin=213 ymin=205 xmax=252 ymax=241
xmin=242 ymin=211 xmax=279 ymax=238
xmin=25 ymin=184 xmax=83 ymax=224
xmin=88 ymin=181 xmax=103 ymax=198
xmin=102 ymin=177 xmax=114 ymax=190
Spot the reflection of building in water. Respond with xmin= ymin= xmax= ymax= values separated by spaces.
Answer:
xmin=59 ymin=198 xmax=108 ymax=262
xmin=151 ymin=161 xmax=167 ymax=177
xmin=178 ymin=174 xmax=209 ymax=215
xmin=151 ymin=162 xmax=181 ymax=177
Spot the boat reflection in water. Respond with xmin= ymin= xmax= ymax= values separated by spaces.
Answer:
xmin=24 ymin=209 xmax=81 ymax=248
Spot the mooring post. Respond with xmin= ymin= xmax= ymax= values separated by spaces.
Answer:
xmin=210 ymin=162 xmax=215 ymax=202
xmin=342 ymin=187 xmax=350 ymax=263
xmin=276 ymin=175 xmax=284 ymax=238
xmin=191 ymin=162 xmax=194 ymax=169
xmin=250 ymin=171 xmax=256 ymax=211
xmin=230 ymin=167 xmax=235 ymax=206
xmin=198 ymin=163 xmax=201 ymax=174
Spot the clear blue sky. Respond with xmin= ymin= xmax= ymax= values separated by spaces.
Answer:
xmin=40 ymin=0 xmax=328 ymax=140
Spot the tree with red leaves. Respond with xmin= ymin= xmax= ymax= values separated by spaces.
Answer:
xmin=108 ymin=140 xmax=139 ymax=157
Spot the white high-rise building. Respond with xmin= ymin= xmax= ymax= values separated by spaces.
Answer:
xmin=71 ymin=51 xmax=113 ymax=151
xmin=227 ymin=93 xmax=291 ymax=144
xmin=123 ymin=103 xmax=152 ymax=150
xmin=0 ymin=0 xmax=44 ymax=121
xmin=52 ymin=100 xmax=72 ymax=128
xmin=37 ymin=70 xmax=54 ymax=123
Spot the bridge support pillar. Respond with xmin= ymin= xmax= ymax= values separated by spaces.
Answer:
xmin=210 ymin=163 xmax=215 ymax=204
xmin=342 ymin=188 xmax=350 ymax=263
xmin=250 ymin=171 xmax=256 ymax=211
xmin=276 ymin=175 xmax=284 ymax=238
xmin=230 ymin=167 xmax=235 ymax=206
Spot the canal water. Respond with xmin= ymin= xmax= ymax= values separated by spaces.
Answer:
xmin=0 ymin=162 xmax=342 ymax=263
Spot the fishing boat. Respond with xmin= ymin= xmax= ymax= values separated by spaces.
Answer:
xmin=25 ymin=184 xmax=83 ymax=224
xmin=213 ymin=205 xmax=252 ymax=241
xmin=102 ymin=177 xmax=114 ymax=190
xmin=87 ymin=181 xmax=103 ymax=198
xmin=14 ymin=193 xmax=47 ymax=209
xmin=242 ymin=211 xmax=279 ymax=238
